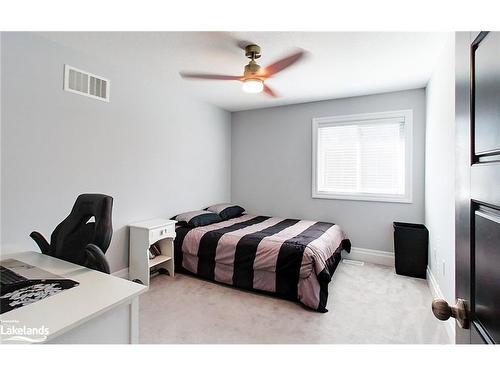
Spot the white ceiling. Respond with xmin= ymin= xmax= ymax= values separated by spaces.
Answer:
xmin=40 ymin=32 xmax=447 ymax=112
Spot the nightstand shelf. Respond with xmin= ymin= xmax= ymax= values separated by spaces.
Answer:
xmin=149 ymin=254 xmax=172 ymax=268
xmin=129 ymin=219 xmax=176 ymax=286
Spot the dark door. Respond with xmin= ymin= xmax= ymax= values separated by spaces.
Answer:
xmin=452 ymin=31 xmax=500 ymax=344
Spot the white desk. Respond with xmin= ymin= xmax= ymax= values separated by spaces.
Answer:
xmin=0 ymin=251 xmax=146 ymax=344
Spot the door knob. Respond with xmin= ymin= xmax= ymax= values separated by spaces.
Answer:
xmin=432 ymin=298 xmax=470 ymax=329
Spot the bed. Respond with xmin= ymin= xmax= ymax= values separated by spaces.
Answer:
xmin=173 ymin=214 xmax=350 ymax=312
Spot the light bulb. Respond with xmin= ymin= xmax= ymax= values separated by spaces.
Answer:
xmin=242 ymin=79 xmax=264 ymax=93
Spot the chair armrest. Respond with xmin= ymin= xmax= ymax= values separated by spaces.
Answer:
xmin=30 ymin=231 xmax=52 ymax=255
xmin=84 ymin=244 xmax=111 ymax=274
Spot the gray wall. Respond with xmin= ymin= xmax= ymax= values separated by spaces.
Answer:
xmin=231 ymin=89 xmax=426 ymax=253
xmin=425 ymin=33 xmax=455 ymax=303
xmin=1 ymin=32 xmax=231 ymax=272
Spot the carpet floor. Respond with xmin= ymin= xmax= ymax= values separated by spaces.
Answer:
xmin=139 ymin=260 xmax=449 ymax=344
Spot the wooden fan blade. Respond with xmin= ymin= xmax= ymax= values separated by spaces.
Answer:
xmin=261 ymin=50 xmax=305 ymax=77
xmin=263 ymin=84 xmax=279 ymax=98
xmin=180 ymin=72 xmax=242 ymax=81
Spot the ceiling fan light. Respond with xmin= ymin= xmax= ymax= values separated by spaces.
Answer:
xmin=242 ymin=79 xmax=264 ymax=93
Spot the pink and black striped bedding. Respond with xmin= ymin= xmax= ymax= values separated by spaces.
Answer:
xmin=174 ymin=214 xmax=350 ymax=312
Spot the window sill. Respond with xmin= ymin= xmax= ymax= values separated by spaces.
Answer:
xmin=312 ymin=192 xmax=413 ymax=204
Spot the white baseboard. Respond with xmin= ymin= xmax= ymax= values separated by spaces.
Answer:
xmin=344 ymin=247 xmax=395 ymax=267
xmin=426 ymin=266 xmax=455 ymax=343
xmin=112 ymin=267 xmax=129 ymax=279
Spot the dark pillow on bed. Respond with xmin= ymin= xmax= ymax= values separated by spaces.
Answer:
xmin=173 ymin=210 xmax=222 ymax=227
xmin=206 ymin=203 xmax=245 ymax=220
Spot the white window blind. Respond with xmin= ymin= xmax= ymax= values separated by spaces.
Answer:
xmin=312 ymin=111 xmax=412 ymax=203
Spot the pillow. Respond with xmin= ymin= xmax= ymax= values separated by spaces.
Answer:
xmin=206 ymin=203 xmax=245 ymax=220
xmin=173 ymin=210 xmax=222 ymax=227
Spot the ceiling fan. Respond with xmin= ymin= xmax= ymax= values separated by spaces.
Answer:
xmin=180 ymin=44 xmax=305 ymax=98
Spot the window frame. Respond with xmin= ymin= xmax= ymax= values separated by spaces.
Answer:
xmin=311 ymin=109 xmax=413 ymax=203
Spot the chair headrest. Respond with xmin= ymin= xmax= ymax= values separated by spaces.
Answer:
xmin=51 ymin=194 xmax=113 ymax=261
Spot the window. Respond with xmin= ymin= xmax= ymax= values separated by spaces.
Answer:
xmin=312 ymin=110 xmax=412 ymax=203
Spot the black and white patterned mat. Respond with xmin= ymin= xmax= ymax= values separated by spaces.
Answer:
xmin=1 ymin=279 xmax=79 ymax=314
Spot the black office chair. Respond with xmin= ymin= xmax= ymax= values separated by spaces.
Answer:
xmin=30 ymin=194 xmax=113 ymax=273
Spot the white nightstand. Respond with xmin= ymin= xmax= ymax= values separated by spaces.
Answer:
xmin=129 ymin=219 xmax=177 ymax=286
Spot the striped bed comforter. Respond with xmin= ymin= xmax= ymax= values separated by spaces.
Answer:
xmin=174 ymin=214 xmax=350 ymax=312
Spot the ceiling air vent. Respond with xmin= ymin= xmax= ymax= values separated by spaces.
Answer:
xmin=63 ymin=65 xmax=110 ymax=102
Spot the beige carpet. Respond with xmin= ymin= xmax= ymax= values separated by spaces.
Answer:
xmin=139 ymin=260 xmax=449 ymax=344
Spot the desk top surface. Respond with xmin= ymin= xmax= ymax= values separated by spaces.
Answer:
xmin=0 ymin=251 xmax=146 ymax=342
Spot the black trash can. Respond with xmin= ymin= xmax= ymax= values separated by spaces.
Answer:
xmin=393 ymin=222 xmax=428 ymax=279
